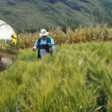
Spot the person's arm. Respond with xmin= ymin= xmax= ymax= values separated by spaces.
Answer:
xmin=50 ymin=38 xmax=56 ymax=51
xmin=33 ymin=39 xmax=38 ymax=51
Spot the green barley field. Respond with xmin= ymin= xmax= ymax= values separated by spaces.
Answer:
xmin=0 ymin=41 xmax=112 ymax=112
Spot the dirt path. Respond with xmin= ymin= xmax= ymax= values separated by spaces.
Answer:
xmin=0 ymin=51 xmax=17 ymax=58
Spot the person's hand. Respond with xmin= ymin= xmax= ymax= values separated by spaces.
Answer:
xmin=33 ymin=48 xmax=36 ymax=51
xmin=45 ymin=45 xmax=50 ymax=50
xmin=45 ymin=45 xmax=50 ymax=52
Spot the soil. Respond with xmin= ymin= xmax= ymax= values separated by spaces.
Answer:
xmin=0 ymin=50 xmax=18 ymax=72
xmin=0 ymin=51 xmax=18 ymax=58
xmin=0 ymin=61 xmax=6 ymax=72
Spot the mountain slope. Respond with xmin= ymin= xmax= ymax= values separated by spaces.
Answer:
xmin=0 ymin=0 xmax=112 ymax=31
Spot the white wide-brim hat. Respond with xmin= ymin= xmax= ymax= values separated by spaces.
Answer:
xmin=40 ymin=29 xmax=49 ymax=37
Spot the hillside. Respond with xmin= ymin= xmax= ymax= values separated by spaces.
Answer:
xmin=0 ymin=0 xmax=112 ymax=31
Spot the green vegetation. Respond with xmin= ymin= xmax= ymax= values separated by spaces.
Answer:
xmin=0 ymin=0 xmax=112 ymax=31
xmin=0 ymin=40 xmax=18 ymax=51
xmin=0 ymin=40 xmax=19 ymax=56
xmin=0 ymin=41 xmax=112 ymax=111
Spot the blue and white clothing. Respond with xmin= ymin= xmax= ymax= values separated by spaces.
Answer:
xmin=33 ymin=37 xmax=56 ymax=56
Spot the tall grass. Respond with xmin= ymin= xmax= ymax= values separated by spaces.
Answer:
xmin=0 ymin=41 xmax=112 ymax=111
xmin=18 ymin=24 xmax=112 ymax=49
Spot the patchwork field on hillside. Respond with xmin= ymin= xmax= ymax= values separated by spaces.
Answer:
xmin=0 ymin=0 xmax=112 ymax=31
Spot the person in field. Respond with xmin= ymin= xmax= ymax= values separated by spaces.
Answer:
xmin=11 ymin=33 xmax=17 ymax=45
xmin=33 ymin=29 xmax=56 ymax=59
